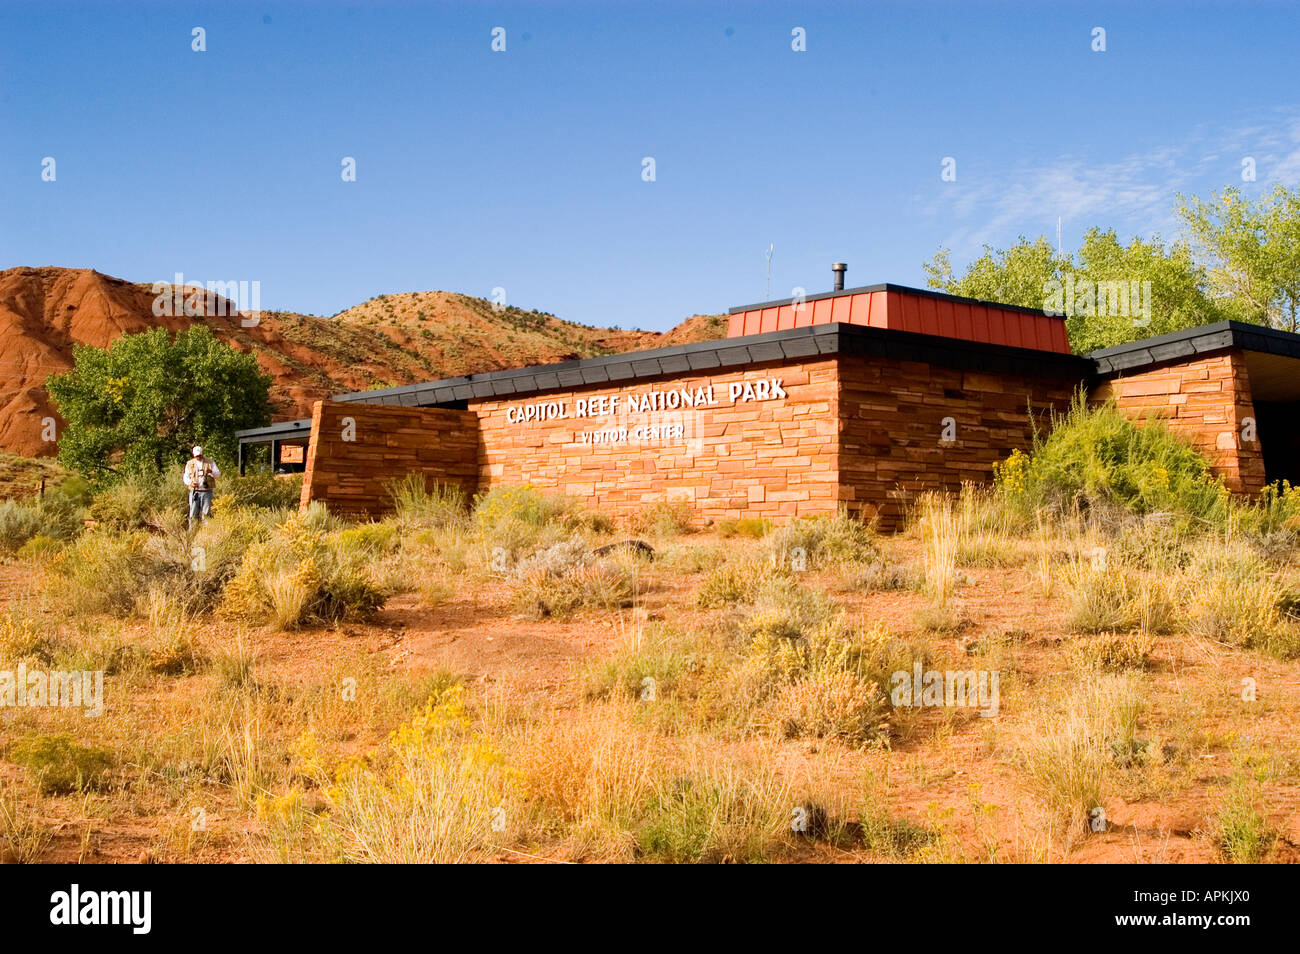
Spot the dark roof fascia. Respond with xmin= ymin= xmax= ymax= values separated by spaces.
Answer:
xmin=238 ymin=323 xmax=1091 ymax=442
xmin=236 ymin=419 xmax=314 ymax=442
xmin=1088 ymin=321 xmax=1300 ymax=375
xmin=727 ymin=282 xmax=1064 ymax=319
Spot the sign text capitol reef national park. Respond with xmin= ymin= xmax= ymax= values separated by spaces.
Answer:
xmin=505 ymin=377 xmax=788 ymax=446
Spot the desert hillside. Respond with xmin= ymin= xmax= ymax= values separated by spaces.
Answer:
xmin=0 ymin=267 xmax=727 ymax=458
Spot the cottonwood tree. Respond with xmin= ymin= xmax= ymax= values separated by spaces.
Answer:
xmin=47 ymin=326 xmax=272 ymax=480
xmin=1176 ymin=185 xmax=1300 ymax=332
xmin=924 ymin=227 xmax=1231 ymax=353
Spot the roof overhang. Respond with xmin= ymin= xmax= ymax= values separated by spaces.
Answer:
xmin=1089 ymin=320 xmax=1300 ymax=401
xmin=237 ymin=322 xmax=1093 ymax=444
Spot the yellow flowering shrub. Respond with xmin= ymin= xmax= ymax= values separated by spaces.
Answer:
xmin=263 ymin=687 xmax=525 ymax=863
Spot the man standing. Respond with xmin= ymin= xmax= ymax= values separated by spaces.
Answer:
xmin=183 ymin=445 xmax=220 ymax=528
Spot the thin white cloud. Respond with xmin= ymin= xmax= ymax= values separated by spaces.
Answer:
xmin=927 ymin=109 xmax=1300 ymax=263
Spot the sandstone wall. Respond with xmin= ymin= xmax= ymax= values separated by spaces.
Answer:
xmin=1091 ymin=350 xmax=1266 ymax=493
xmin=298 ymin=400 xmax=481 ymax=517
xmin=469 ymin=361 xmax=840 ymax=524
xmin=839 ymin=355 xmax=1079 ymax=529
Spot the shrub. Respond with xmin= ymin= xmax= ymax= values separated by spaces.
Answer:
xmin=15 ymin=534 xmax=62 ymax=562
xmin=717 ymin=517 xmax=772 ymax=539
xmin=221 ymin=511 xmax=387 ymax=629
xmin=1179 ymin=539 xmax=1297 ymax=656
xmin=467 ymin=486 xmax=578 ymax=568
xmin=0 ymin=602 xmax=58 ymax=664
xmin=49 ymin=530 xmax=151 ymax=616
xmin=772 ymin=668 xmax=885 ymax=744
xmin=692 ymin=558 xmax=767 ymax=608
xmin=0 ymin=498 xmax=81 ymax=556
xmin=624 ymin=500 xmax=694 ymax=537
xmin=474 ymin=486 xmax=568 ymax=533
xmin=218 ymin=473 xmax=303 ymax=510
xmin=514 ymin=558 xmax=636 ymax=619
xmin=765 ymin=510 xmax=877 ymax=571
xmin=511 ymin=538 xmax=589 ymax=580
xmin=7 ymin=734 xmax=114 ymax=795
xmin=736 ymin=581 xmax=898 ymax=745
xmin=997 ymin=395 xmax=1229 ymax=522
xmin=1234 ymin=480 xmax=1300 ymax=540
xmin=858 ymin=796 xmax=935 ymax=858
xmin=0 ymin=501 xmax=47 ymax=555
xmin=274 ymin=687 xmax=523 ymax=863
xmin=333 ymin=521 xmax=398 ymax=558
xmin=386 ymin=474 xmax=469 ymax=530
xmin=130 ymin=507 xmax=272 ymax=617
xmin=87 ymin=472 xmax=188 ymax=531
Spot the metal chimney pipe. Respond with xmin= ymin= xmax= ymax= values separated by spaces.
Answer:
xmin=831 ymin=262 xmax=847 ymax=292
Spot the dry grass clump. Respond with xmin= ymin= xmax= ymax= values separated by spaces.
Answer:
xmin=656 ymin=541 xmax=726 ymax=575
xmin=0 ymin=794 xmax=53 ymax=864
xmin=914 ymin=494 xmax=962 ymax=632
xmin=584 ymin=624 xmax=696 ymax=702
xmin=386 ymin=474 xmax=470 ymax=532
xmin=511 ymin=539 xmax=642 ymax=619
xmin=764 ymin=509 xmax=877 ymax=572
xmin=1019 ymin=673 xmax=1145 ymax=843
xmin=1178 ymin=537 xmax=1299 ymax=657
xmin=622 ymin=500 xmax=694 ymax=537
xmin=692 ymin=557 xmax=767 ymax=607
xmin=515 ymin=559 xmax=637 ymax=619
xmin=509 ymin=711 xmax=804 ymax=863
xmin=1059 ymin=557 xmax=1175 ymax=636
xmin=953 ymin=484 xmax=1021 ymax=566
xmin=832 ymin=560 xmax=916 ymax=593
xmin=1071 ymin=632 xmax=1157 ymax=672
xmin=262 ymin=686 xmax=523 ymax=863
xmin=1208 ymin=754 xmax=1278 ymax=863
xmin=632 ymin=756 xmax=795 ymax=863
xmin=511 ymin=708 xmax=658 ymax=860
xmin=222 ymin=504 xmax=387 ymax=629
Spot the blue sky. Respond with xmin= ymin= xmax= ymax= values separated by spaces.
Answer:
xmin=3 ymin=0 xmax=1299 ymax=330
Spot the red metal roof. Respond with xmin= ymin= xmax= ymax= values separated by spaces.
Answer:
xmin=726 ymin=285 xmax=1071 ymax=354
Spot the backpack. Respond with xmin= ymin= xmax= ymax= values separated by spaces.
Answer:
xmin=187 ymin=459 xmax=214 ymax=491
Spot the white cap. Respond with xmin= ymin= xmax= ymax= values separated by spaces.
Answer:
xmin=192 ymin=446 xmax=203 ymax=457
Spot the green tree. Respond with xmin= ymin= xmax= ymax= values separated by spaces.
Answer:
xmin=1068 ymin=228 xmax=1231 ymax=352
xmin=46 ymin=326 xmax=272 ymax=480
xmin=924 ymin=228 xmax=1230 ymax=353
xmin=922 ymin=235 xmax=1059 ymax=310
xmin=1176 ymin=185 xmax=1300 ymax=331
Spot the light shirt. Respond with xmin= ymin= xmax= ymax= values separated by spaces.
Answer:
xmin=183 ymin=457 xmax=221 ymax=490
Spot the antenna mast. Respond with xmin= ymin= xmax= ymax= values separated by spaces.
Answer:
xmin=764 ymin=244 xmax=774 ymax=299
